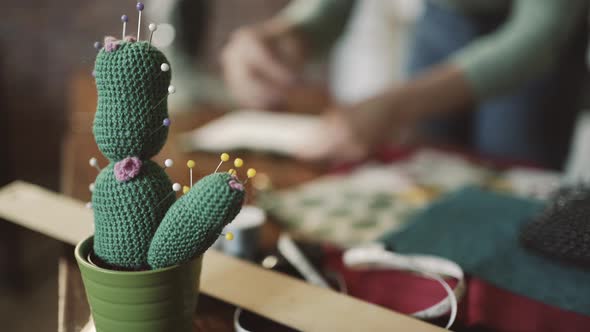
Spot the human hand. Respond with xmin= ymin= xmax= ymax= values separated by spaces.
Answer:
xmin=221 ymin=20 xmax=307 ymax=109
xmin=297 ymin=91 xmax=418 ymax=163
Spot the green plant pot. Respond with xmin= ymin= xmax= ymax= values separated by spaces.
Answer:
xmin=75 ymin=236 xmax=203 ymax=332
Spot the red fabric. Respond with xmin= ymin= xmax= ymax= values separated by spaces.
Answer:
xmin=323 ymin=246 xmax=590 ymax=332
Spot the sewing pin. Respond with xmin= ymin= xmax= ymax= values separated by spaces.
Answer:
xmin=121 ymin=15 xmax=128 ymax=39
xmin=234 ymin=158 xmax=243 ymax=169
xmin=148 ymin=23 xmax=157 ymax=50
xmin=163 ymin=158 xmax=173 ymax=169
xmin=149 ymin=85 xmax=175 ymax=113
xmin=244 ymin=168 xmax=257 ymax=184
xmin=214 ymin=153 xmax=230 ymax=173
xmin=148 ymin=118 xmax=171 ymax=137
xmin=89 ymin=157 xmax=101 ymax=172
xmin=136 ymin=2 xmax=144 ymax=40
xmin=187 ymin=160 xmax=196 ymax=187
xmin=218 ymin=232 xmax=234 ymax=241
xmin=156 ymin=183 xmax=181 ymax=208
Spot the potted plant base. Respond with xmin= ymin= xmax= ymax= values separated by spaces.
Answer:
xmin=75 ymin=236 xmax=203 ymax=332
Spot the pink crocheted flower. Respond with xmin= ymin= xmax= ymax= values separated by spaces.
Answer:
xmin=123 ymin=35 xmax=137 ymax=43
xmin=228 ymin=179 xmax=244 ymax=192
xmin=114 ymin=157 xmax=142 ymax=182
xmin=104 ymin=36 xmax=120 ymax=52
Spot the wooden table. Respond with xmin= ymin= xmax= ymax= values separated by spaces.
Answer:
xmin=60 ymin=72 xmax=326 ymax=331
xmin=50 ymin=71 xmax=447 ymax=332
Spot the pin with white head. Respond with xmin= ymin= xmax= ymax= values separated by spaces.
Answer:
xmin=149 ymin=85 xmax=175 ymax=112
xmin=148 ymin=23 xmax=157 ymax=50
xmin=121 ymin=15 xmax=128 ymax=39
xmin=93 ymin=41 xmax=102 ymax=51
xmin=214 ymin=153 xmax=230 ymax=173
xmin=163 ymin=158 xmax=174 ymax=170
xmin=85 ymin=202 xmax=93 ymax=209
xmin=155 ymin=63 xmax=170 ymax=80
xmin=187 ymin=160 xmax=196 ymax=188
xmin=89 ymin=182 xmax=96 ymax=193
xmin=89 ymin=157 xmax=101 ymax=173
xmin=156 ymin=183 xmax=181 ymax=208
xmin=136 ymin=2 xmax=144 ymax=40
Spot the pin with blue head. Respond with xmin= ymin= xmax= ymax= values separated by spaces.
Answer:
xmin=136 ymin=2 xmax=144 ymax=40
xmin=121 ymin=14 xmax=129 ymax=39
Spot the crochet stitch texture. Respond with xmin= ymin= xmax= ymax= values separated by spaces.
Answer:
xmin=90 ymin=38 xmax=245 ymax=270
xmin=92 ymin=160 xmax=174 ymax=269
xmin=148 ymin=173 xmax=245 ymax=269
xmin=94 ymin=41 xmax=171 ymax=161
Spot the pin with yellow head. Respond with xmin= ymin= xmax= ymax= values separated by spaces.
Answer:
xmin=187 ymin=160 xmax=196 ymax=188
xmin=245 ymin=168 xmax=256 ymax=184
xmin=215 ymin=153 xmax=230 ymax=173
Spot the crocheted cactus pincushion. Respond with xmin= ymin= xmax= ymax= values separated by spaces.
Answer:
xmin=90 ymin=33 xmax=246 ymax=270
xmin=148 ymin=173 xmax=245 ymax=269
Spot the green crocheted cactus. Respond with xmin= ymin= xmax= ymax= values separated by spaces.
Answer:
xmin=92 ymin=160 xmax=174 ymax=269
xmin=90 ymin=36 xmax=245 ymax=270
xmin=148 ymin=173 xmax=245 ymax=269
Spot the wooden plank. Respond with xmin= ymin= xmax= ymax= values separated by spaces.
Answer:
xmin=0 ymin=181 xmax=444 ymax=332
xmin=0 ymin=181 xmax=94 ymax=246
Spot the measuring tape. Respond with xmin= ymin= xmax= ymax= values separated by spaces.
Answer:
xmin=343 ymin=243 xmax=465 ymax=329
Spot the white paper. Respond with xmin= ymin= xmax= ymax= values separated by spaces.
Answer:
xmin=179 ymin=110 xmax=322 ymax=156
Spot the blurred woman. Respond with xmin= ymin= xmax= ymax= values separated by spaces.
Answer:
xmin=221 ymin=0 xmax=589 ymax=168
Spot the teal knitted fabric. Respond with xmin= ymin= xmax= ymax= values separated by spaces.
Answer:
xmin=92 ymin=160 xmax=174 ymax=269
xmin=147 ymin=173 xmax=245 ymax=269
xmin=93 ymin=41 xmax=171 ymax=161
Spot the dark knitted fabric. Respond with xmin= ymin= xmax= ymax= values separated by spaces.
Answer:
xmin=93 ymin=41 xmax=171 ymax=161
xmin=147 ymin=173 xmax=244 ymax=269
xmin=92 ymin=160 xmax=174 ymax=269
xmin=520 ymin=185 xmax=590 ymax=267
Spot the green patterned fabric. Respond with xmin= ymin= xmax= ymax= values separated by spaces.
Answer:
xmin=148 ymin=173 xmax=245 ymax=269
xmin=92 ymin=160 xmax=174 ymax=269
xmin=93 ymin=41 xmax=171 ymax=161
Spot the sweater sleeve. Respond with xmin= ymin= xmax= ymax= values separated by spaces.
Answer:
xmin=279 ymin=0 xmax=356 ymax=53
xmin=450 ymin=0 xmax=587 ymax=100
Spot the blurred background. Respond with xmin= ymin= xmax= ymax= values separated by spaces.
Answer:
xmin=2 ymin=0 xmax=590 ymax=331
xmin=0 ymin=1 xmax=298 ymax=330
